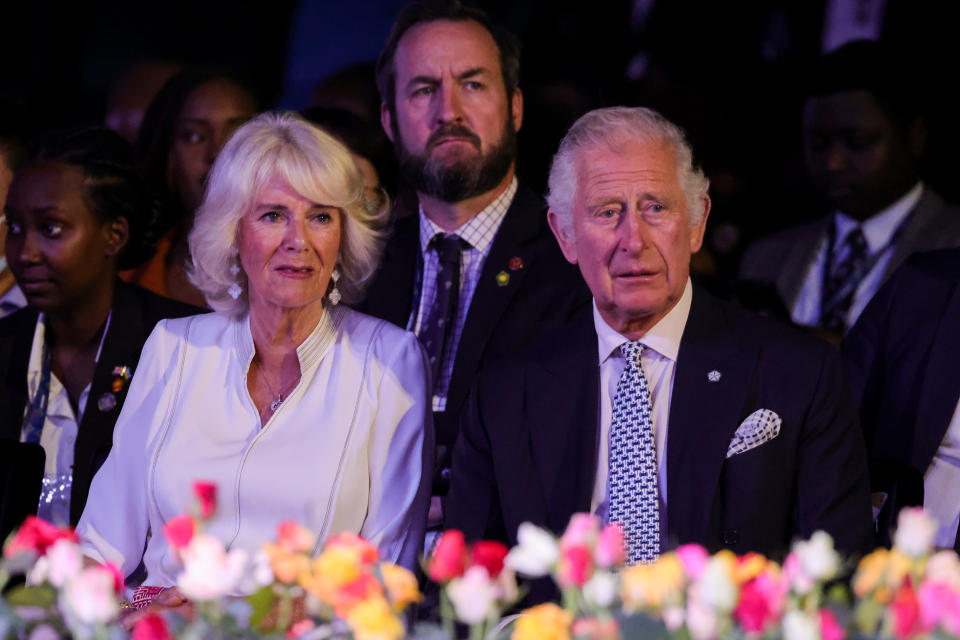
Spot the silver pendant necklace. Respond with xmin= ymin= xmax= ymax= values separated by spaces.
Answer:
xmin=257 ymin=361 xmax=288 ymax=414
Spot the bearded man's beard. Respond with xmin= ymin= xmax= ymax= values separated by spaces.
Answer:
xmin=396 ymin=121 xmax=517 ymax=203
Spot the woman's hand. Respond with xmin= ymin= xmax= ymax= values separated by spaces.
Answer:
xmin=120 ymin=587 xmax=194 ymax=630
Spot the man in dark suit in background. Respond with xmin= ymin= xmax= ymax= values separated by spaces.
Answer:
xmin=447 ymin=106 xmax=872 ymax=576
xmin=843 ymin=248 xmax=960 ymax=549
xmin=360 ymin=1 xmax=589 ymax=529
xmin=740 ymin=40 xmax=960 ymax=338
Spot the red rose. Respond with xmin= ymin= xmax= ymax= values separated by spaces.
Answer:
xmin=470 ymin=541 xmax=509 ymax=578
xmin=557 ymin=544 xmax=594 ymax=588
xmin=131 ymin=613 xmax=172 ymax=640
xmin=3 ymin=516 xmax=78 ymax=557
xmin=428 ymin=530 xmax=467 ymax=582
xmin=192 ymin=481 xmax=217 ymax=519
xmin=162 ymin=515 xmax=195 ymax=550
xmin=893 ymin=580 xmax=921 ymax=639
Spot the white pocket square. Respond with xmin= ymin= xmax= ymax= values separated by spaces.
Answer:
xmin=726 ymin=409 xmax=782 ymax=458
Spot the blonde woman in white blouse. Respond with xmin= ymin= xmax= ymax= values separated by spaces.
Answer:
xmin=76 ymin=112 xmax=432 ymax=609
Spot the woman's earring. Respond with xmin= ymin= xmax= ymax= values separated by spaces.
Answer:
xmin=228 ymin=263 xmax=242 ymax=300
xmin=328 ymin=267 xmax=342 ymax=306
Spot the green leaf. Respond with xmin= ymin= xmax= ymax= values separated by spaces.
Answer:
xmin=246 ymin=585 xmax=278 ymax=629
xmin=3 ymin=584 xmax=57 ymax=608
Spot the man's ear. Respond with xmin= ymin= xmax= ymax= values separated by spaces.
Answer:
xmin=380 ymin=102 xmax=395 ymax=143
xmin=689 ymin=195 xmax=711 ymax=253
xmin=511 ymin=88 xmax=523 ymax=132
xmin=547 ymin=209 xmax=578 ymax=264
xmin=105 ymin=217 xmax=130 ymax=260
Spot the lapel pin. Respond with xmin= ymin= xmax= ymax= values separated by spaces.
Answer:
xmin=508 ymin=256 xmax=524 ymax=271
xmin=112 ymin=378 xmax=125 ymax=392
xmin=496 ymin=271 xmax=510 ymax=287
xmin=707 ymin=370 xmax=722 ymax=382
xmin=112 ymin=365 xmax=131 ymax=380
xmin=98 ymin=392 xmax=117 ymax=412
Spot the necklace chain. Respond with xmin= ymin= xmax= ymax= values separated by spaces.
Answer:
xmin=255 ymin=359 xmax=293 ymax=413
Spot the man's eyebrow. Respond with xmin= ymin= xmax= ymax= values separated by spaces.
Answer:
xmin=406 ymin=74 xmax=440 ymax=89
xmin=455 ymin=67 xmax=487 ymax=81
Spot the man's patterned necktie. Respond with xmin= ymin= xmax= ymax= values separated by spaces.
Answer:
xmin=821 ymin=226 xmax=868 ymax=332
xmin=418 ymin=233 xmax=464 ymax=384
xmin=607 ymin=340 xmax=660 ymax=565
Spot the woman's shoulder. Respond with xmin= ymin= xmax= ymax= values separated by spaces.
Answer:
xmin=146 ymin=310 xmax=236 ymax=353
xmin=336 ymin=307 xmax=421 ymax=356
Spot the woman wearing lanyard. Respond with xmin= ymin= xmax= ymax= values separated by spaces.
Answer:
xmin=0 ymin=127 xmax=199 ymax=538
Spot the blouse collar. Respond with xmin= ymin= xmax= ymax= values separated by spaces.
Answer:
xmin=234 ymin=304 xmax=344 ymax=371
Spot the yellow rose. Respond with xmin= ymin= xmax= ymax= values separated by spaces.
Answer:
xmin=621 ymin=554 xmax=685 ymax=610
xmin=854 ymin=549 xmax=889 ymax=596
xmin=262 ymin=543 xmax=311 ymax=584
xmin=379 ymin=563 xmax=422 ymax=612
xmin=512 ymin=603 xmax=573 ymax=640
xmin=346 ymin=596 xmax=405 ymax=640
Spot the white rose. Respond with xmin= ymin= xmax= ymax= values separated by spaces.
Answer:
xmin=795 ymin=531 xmax=840 ymax=581
xmin=504 ymin=523 xmax=559 ymax=577
xmin=686 ymin=599 xmax=719 ymax=640
xmin=925 ymin=550 xmax=960 ymax=587
xmin=782 ymin=610 xmax=819 ymax=640
xmin=894 ymin=507 xmax=937 ymax=558
xmin=447 ymin=566 xmax=498 ymax=625
xmin=60 ymin=567 xmax=119 ymax=626
xmin=662 ymin=606 xmax=685 ymax=631
xmin=696 ymin=557 xmax=738 ymax=611
xmin=177 ymin=533 xmax=248 ymax=600
xmin=583 ymin=571 xmax=618 ymax=609
xmin=43 ymin=539 xmax=84 ymax=587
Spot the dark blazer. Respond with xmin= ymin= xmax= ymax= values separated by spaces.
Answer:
xmin=447 ymin=286 xmax=874 ymax=563
xmin=739 ymin=188 xmax=960 ymax=316
xmin=359 ymin=183 xmax=590 ymax=455
xmin=842 ymin=249 xmax=960 ymax=544
xmin=0 ymin=281 xmax=200 ymax=530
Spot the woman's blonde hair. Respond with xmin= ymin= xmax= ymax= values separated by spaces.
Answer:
xmin=188 ymin=111 xmax=388 ymax=316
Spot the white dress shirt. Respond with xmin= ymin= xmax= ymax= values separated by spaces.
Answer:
xmin=792 ymin=182 xmax=923 ymax=330
xmin=590 ymin=279 xmax=693 ymax=519
xmin=22 ymin=313 xmax=109 ymax=526
xmin=77 ymin=306 xmax=431 ymax=586
xmin=411 ymin=178 xmax=517 ymax=412
xmin=924 ymin=397 xmax=960 ymax=547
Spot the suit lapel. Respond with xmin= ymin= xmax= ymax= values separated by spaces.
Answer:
xmin=0 ymin=310 xmax=38 ymax=441
xmin=363 ymin=216 xmax=420 ymax=329
xmin=913 ymin=282 xmax=960 ymax=470
xmin=775 ymin=220 xmax=828 ymax=312
xmin=667 ymin=289 xmax=756 ymax=545
xmin=70 ymin=283 xmax=148 ymax=524
xmin=527 ymin=310 xmax=599 ymax=532
xmin=445 ymin=186 xmax=544 ymax=421
xmin=882 ymin=190 xmax=944 ymax=281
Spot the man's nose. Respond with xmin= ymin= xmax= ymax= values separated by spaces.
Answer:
xmin=825 ymin=141 xmax=849 ymax=172
xmin=435 ymin=83 xmax=464 ymax=124
xmin=619 ymin=210 xmax=649 ymax=253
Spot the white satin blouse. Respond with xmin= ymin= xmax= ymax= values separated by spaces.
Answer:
xmin=76 ymin=305 xmax=431 ymax=586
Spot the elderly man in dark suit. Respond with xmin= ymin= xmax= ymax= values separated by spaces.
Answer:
xmin=446 ymin=106 xmax=873 ymax=572
xmin=740 ymin=40 xmax=960 ymax=338
xmin=843 ymin=248 xmax=960 ymax=549
xmin=360 ymin=1 xmax=589 ymax=528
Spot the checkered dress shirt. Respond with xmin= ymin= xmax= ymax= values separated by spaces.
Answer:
xmin=411 ymin=178 xmax=517 ymax=412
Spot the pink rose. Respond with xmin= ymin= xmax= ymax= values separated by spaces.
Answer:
xmin=162 ymin=515 xmax=195 ymax=550
xmin=558 ymin=544 xmax=594 ymax=588
xmin=572 ymin=616 xmax=619 ymax=640
xmin=3 ymin=516 xmax=78 ymax=557
xmin=276 ymin=521 xmax=315 ymax=553
xmin=192 ymin=481 xmax=217 ymax=519
xmin=676 ymin=543 xmax=710 ymax=580
xmin=429 ymin=530 xmax=467 ymax=582
xmin=286 ymin=618 xmax=316 ymax=639
xmin=918 ymin=581 xmax=960 ymax=634
xmin=561 ymin=513 xmax=598 ymax=548
xmin=595 ymin=524 xmax=626 ymax=568
xmin=734 ymin=579 xmax=777 ymax=633
xmin=470 ymin=540 xmax=509 ymax=578
xmin=818 ymin=609 xmax=845 ymax=640
xmin=132 ymin=613 xmax=172 ymax=640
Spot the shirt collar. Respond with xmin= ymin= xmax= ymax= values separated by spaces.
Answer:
xmin=834 ymin=182 xmax=923 ymax=253
xmin=418 ymin=177 xmax=518 ymax=254
xmin=594 ymin=277 xmax=693 ymax=364
xmin=234 ymin=304 xmax=343 ymax=372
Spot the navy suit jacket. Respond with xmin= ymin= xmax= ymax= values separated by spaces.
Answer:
xmin=358 ymin=183 xmax=590 ymax=459
xmin=447 ymin=287 xmax=874 ymax=565
xmin=843 ymin=249 xmax=960 ymax=544
xmin=0 ymin=282 xmax=200 ymax=531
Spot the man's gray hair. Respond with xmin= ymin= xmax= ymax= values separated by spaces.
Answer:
xmin=546 ymin=106 xmax=709 ymax=234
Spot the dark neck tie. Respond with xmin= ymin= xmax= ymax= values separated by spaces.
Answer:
xmin=821 ymin=226 xmax=868 ymax=332
xmin=419 ymin=233 xmax=464 ymax=385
